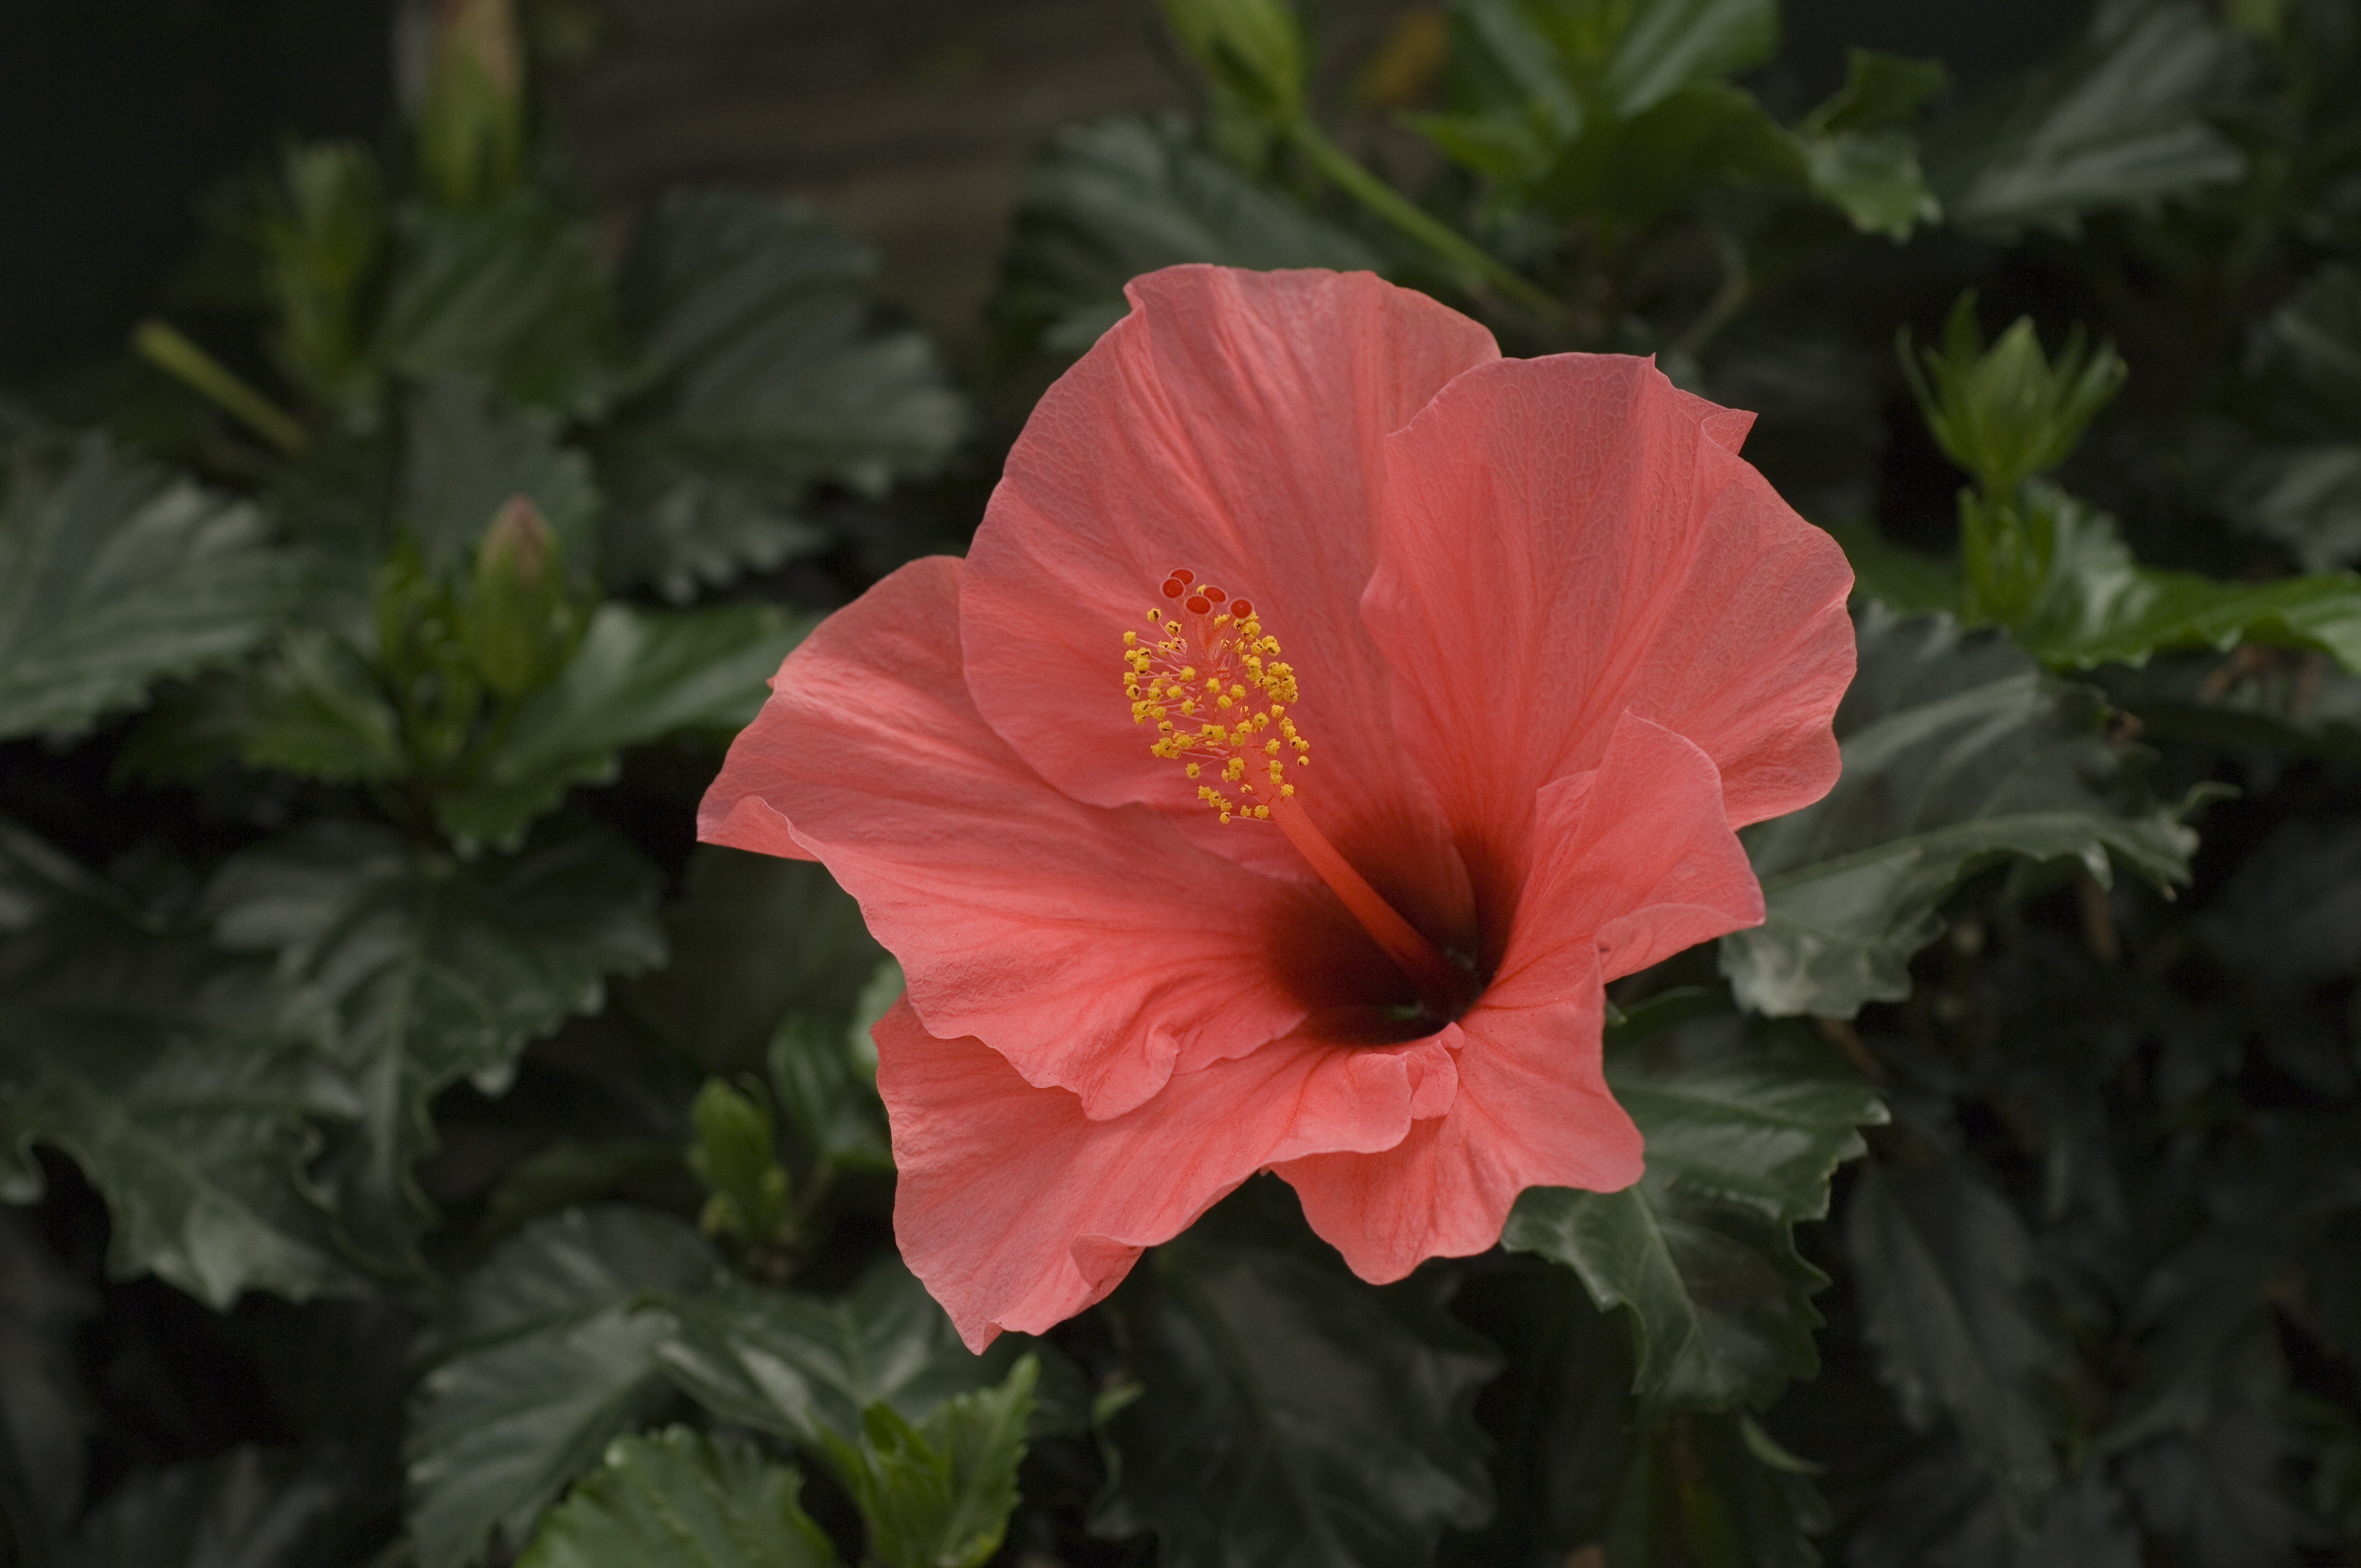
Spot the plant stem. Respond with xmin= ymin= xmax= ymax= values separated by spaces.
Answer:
xmin=1287 ymin=119 xmax=1567 ymax=324
xmin=132 ymin=320 xmax=310 ymax=455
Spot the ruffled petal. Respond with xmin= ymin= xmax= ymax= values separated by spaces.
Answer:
xmin=962 ymin=265 xmax=1496 ymax=946
xmin=1496 ymin=710 xmax=1766 ymax=990
xmin=878 ymin=998 xmax=1460 ymax=1349
xmin=1276 ymin=963 xmax=1637 ymax=1282
xmin=698 ymin=556 xmax=1319 ymax=1119
xmin=1364 ymin=353 xmax=1854 ymax=929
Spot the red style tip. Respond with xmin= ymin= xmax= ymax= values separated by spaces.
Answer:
xmin=1201 ymin=586 xmax=1227 ymax=604
xmin=1228 ymin=599 xmax=1252 ymax=617
xmin=1168 ymin=568 xmax=1195 ymax=585
xmin=1185 ymin=596 xmax=1211 ymax=615
xmin=1161 ymin=579 xmax=1186 ymax=599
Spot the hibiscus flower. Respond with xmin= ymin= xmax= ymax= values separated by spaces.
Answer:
xmin=700 ymin=265 xmax=1854 ymax=1350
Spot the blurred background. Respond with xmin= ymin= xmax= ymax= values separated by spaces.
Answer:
xmin=3 ymin=0 xmax=2092 ymax=372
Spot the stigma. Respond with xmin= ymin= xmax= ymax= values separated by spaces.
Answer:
xmin=1123 ymin=567 xmax=1312 ymax=823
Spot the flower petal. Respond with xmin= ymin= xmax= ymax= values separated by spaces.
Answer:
xmin=962 ymin=265 xmax=1497 ymax=945
xmin=878 ymin=997 xmax=1459 ymax=1349
xmin=1365 ymin=353 xmax=1854 ymax=926
xmin=1276 ymin=963 xmax=1637 ymax=1283
xmin=697 ymin=555 xmax=1318 ymax=1118
xmin=1496 ymin=709 xmax=1766 ymax=990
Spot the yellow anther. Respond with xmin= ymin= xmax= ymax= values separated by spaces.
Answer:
xmin=1122 ymin=574 xmax=1313 ymax=823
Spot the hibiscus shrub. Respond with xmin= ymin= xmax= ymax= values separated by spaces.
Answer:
xmin=5 ymin=1 xmax=2361 ymax=1565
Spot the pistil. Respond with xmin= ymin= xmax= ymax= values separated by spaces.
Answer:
xmin=1268 ymin=794 xmax=1473 ymax=1014
xmin=1122 ymin=567 xmax=1473 ymax=1016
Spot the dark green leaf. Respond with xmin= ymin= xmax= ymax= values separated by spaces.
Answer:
xmin=1846 ymin=1159 xmax=2065 ymax=1520
xmin=767 ymin=1011 xmax=890 ymax=1176
xmin=2222 ymin=265 xmax=2361 ymax=568
xmin=1091 ymin=1231 xmax=1498 ymax=1567
xmin=1825 ymin=521 xmax=1963 ymax=614
xmin=1597 ymin=0 xmax=1780 ymax=118
xmin=433 ymin=603 xmax=807 ymax=851
xmin=1504 ymin=1018 xmax=1884 ymax=1414
xmin=0 ymin=1209 xmax=96 ymax=1548
xmin=819 ymin=1356 xmax=1036 ymax=1568
xmin=2096 ymin=648 xmax=2361 ymax=761
xmin=1926 ymin=0 xmax=2249 ymax=238
xmin=1600 ymin=1413 xmax=1829 ymax=1568
xmin=1539 ymin=82 xmax=1797 ymax=239
xmin=516 ymin=1427 xmax=838 ymax=1568
xmin=1799 ymin=128 xmax=1942 ymax=240
xmin=993 ymin=114 xmax=1382 ymax=358
xmin=399 ymin=375 xmax=601 ymax=574
xmin=1803 ymin=49 xmax=1951 ymax=135
xmin=117 ymin=627 xmax=404 ymax=787
xmin=378 ymin=192 xmax=626 ymax=418
xmin=2008 ymin=484 xmax=2361 ymax=671
xmin=0 ymin=432 xmax=300 ymax=741
xmin=1719 ymin=605 xmax=2200 ymax=1018
xmin=1441 ymin=1260 xmax=1635 ymax=1564
xmin=61 ymin=1445 xmax=380 ymax=1568
xmin=207 ymin=818 xmax=666 ymax=1270
xmin=622 ymin=846 xmax=885 ymax=1077
xmin=654 ymin=1257 xmax=1018 ymax=1447
xmin=407 ymin=1206 xmax=717 ymax=1568
xmin=0 ymin=821 xmax=356 ymax=1307
xmin=603 ymin=190 xmax=965 ymax=601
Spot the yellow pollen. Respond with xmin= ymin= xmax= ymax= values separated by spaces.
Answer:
xmin=1125 ymin=571 xmax=1309 ymax=822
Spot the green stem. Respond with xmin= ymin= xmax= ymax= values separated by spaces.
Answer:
xmin=1287 ymin=119 xmax=1566 ymax=324
xmin=133 ymin=320 xmax=310 ymax=455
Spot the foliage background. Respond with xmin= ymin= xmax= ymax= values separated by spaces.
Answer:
xmin=4 ymin=0 xmax=2361 ymax=1565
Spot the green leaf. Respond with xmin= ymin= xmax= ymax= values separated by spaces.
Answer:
xmin=116 ymin=627 xmax=405 ymax=787
xmin=1803 ymin=49 xmax=1951 ymax=135
xmin=0 ymin=821 xmax=357 ymax=1307
xmin=1538 ymin=82 xmax=1797 ymax=241
xmin=819 ymin=1357 xmax=1036 ymax=1568
xmin=399 ymin=375 xmax=601 ymax=574
xmin=2007 ymin=484 xmax=2361 ymax=670
xmin=517 ymin=1427 xmax=839 ymax=1568
xmin=992 ymin=114 xmax=1382 ymax=358
xmin=207 ymin=818 xmax=666 ymax=1271
xmin=654 ymin=1257 xmax=1019 ymax=1447
xmin=433 ymin=602 xmax=808 ymax=851
xmin=1718 ymin=605 xmax=2201 ymax=1018
xmin=1597 ymin=0 xmax=1779 ymax=118
xmin=1846 ymin=1158 xmax=2067 ymax=1521
xmin=59 ymin=1444 xmax=379 ymax=1568
xmin=408 ymin=1206 xmax=717 ymax=1568
xmin=1800 ymin=129 xmax=1942 ymax=240
xmin=621 ymin=847 xmax=885 ymax=1077
xmin=1160 ymin=0 xmax=1307 ymax=126
xmin=2221 ymin=265 xmax=2361 ymax=569
xmin=1091 ymin=1227 xmax=1498 ymax=1566
xmin=1441 ymin=1259 xmax=1636 ymax=1563
xmin=1504 ymin=1018 xmax=1884 ymax=1415
xmin=2097 ymin=649 xmax=2361 ymax=762
xmin=0 ymin=432 xmax=300 ymax=741
xmin=1825 ymin=521 xmax=1963 ymax=614
xmin=1926 ymin=0 xmax=2249 ymax=239
xmin=603 ymin=190 xmax=966 ymax=602
xmin=378 ymin=191 xmax=627 ymax=418
xmin=1599 ymin=1413 xmax=1830 ymax=1568
xmin=767 ymin=1011 xmax=892 ymax=1176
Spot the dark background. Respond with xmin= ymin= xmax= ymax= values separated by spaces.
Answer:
xmin=0 ymin=0 xmax=2094 ymax=375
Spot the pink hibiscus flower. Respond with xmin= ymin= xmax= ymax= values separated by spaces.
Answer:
xmin=700 ymin=266 xmax=1854 ymax=1350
